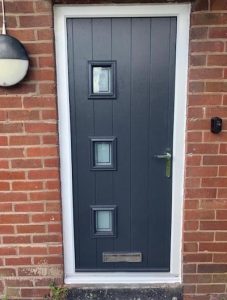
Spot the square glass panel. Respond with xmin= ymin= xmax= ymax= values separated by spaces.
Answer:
xmin=96 ymin=210 xmax=112 ymax=232
xmin=94 ymin=142 xmax=112 ymax=166
xmin=93 ymin=67 xmax=111 ymax=94
xmin=88 ymin=61 xmax=116 ymax=99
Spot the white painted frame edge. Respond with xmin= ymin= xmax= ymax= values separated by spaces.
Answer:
xmin=54 ymin=3 xmax=190 ymax=285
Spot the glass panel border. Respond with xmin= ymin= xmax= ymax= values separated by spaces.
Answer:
xmin=89 ymin=136 xmax=117 ymax=171
xmin=91 ymin=205 xmax=117 ymax=238
xmin=88 ymin=61 xmax=117 ymax=99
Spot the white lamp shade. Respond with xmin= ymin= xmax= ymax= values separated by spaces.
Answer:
xmin=0 ymin=34 xmax=29 ymax=87
xmin=0 ymin=59 xmax=29 ymax=86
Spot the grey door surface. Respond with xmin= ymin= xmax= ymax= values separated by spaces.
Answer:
xmin=67 ymin=17 xmax=176 ymax=271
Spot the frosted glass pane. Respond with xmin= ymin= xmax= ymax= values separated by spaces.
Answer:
xmin=95 ymin=142 xmax=112 ymax=166
xmin=96 ymin=210 xmax=112 ymax=232
xmin=93 ymin=67 xmax=111 ymax=93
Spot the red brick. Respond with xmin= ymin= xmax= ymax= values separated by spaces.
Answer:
xmin=203 ymin=155 xmax=227 ymax=165
xmin=5 ymin=279 xmax=33 ymax=287
xmin=184 ymin=253 xmax=212 ymax=263
xmin=9 ymin=135 xmax=40 ymax=146
xmin=197 ymin=284 xmax=225 ymax=293
xmin=201 ymin=199 xmax=227 ymax=209
xmin=185 ymin=200 xmax=199 ymax=209
xmin=187 ymin=119 xmax=208 ymax=131
xmin=35 ymin=1 xmax=52 ymax=13
xmin=184 ymin=209 xmax=215 ymax=220
xmin=186 ymin=155 xmax=202 ymax=166
xmin=17 ymin=225 xmax=46 ymax=234
xmin=0 ymin=247 xmax=16 ymax=255
xmin=188 ymin=94 xmax=222 ymax=106
xmin=8 ymin=110 xmax=40 ymax=121
xmin=0 ymin=225 xmax=14 ymax=234
xmin=185 ymin=188 xmax=217 ymax=199
xmin=32 ymin=213 xmax=61 ymax=223
xmin=0 ymin=97 xmax=22 ymax=108
xmin=34 ymin=256 xmax=63 ymax=265
xmin=184 ymin=220 xmax=199 ymax=231
xmin=3 ymin=236 xmax=31 ymax=244
xmin=30 ymin=191 xmax=60 ymax=201
xmin=190 ymin=68 xmax=223 ymax=80
xmin=12 ymin=181 xmax=43 ymax=191
xmin=185 ymin=178 xmax=201 ymax=188
xmin=28 ymin=170 xmax=59 ymax=180
xmin=0 ymin=203 xmax=12 ymax=212
xmin=19 ymin=16 xmax=52 ymax=28
xmin=202 ymin=178 xmax=227 ymax=187
xmin=23 ymin=96 xmax=56 ymax=108
xmin=192 ymin=0 xmax=209 ymax=11
xmin=187 ymin=132 xmax=202 ymax=143
xmin=0 ymin=123 xmax=23 ymax=133
xmin=27 ymin=147 xmax=58 ymax=157
xmin=0 ymin=192 xmax=27 ymax=202
xmin=183 ymin=264 xmax=197 ymax=273
xmin=0 ymin=148 xmax=24 ymax=158
xmin=0 ymin=160 xmax=9 ymax=169
xmin=29 ymin=69 xmax=55 ymax=81
xmin=19 ymin=246 xmax=48 ymax=256
xmin=188 ymin=107 xmax=204 ymax=118
xmin=25 ymin=123 xmax=57 ymax=133
xmin=190 ymin=27 xmax=208 ymax=40
xmin=5 ymin=1 xmax=34 ymax=13
xmin=187 ymin=144 xmax=218 ymax=154
xmin=206 ymin=81 xmax=227 ymax=92
xmin=43 ymin=135 xmax=58 ymax=145
xmin=208 ymin=55 xmax=227 ymax=66
xmin=8 ymin=29 xmax=36 ymax=42
xmin=184 ymin=232 xmax=214 ymax=242
xmin=189 ymin=82 xmax=204 ymax=93
xmin=45 ymin=181 xmax=60 ymax=190
xmin=21 ymin=288 xmax=49 ymax=298
xmin=0 ymin=214 xmax=29 ymax=224
xmin=215 ymin=232 xmax=227 ymax=241
xmin=12 ymin=159 xmax=42 ymax=169
xmin=198 ymin=263 xmax=227 ymax=273
xmin=184 ymin=243 xmax=198 ymax=253
xmin=39 ymin=56 xmax=55 ymax=68
xmin=191 ymin=41 xmax=224 ymax=53
xmin=190 ymin=55 xmax=206 ymax=66
xmin=186 ymin=166 xmax=218 ymax=177
xmin=209 ymin=27 xmax=227 ymax=38
xmin=39 ymin=82 xmax=56 ymax=94
xmin=210 ymin=0 xmax=227 ymax=10
xmin=200 ymin=221 xmax=227 ymax=230
xmin=0 ymin=171 xmax=25 ymax=180
xmin=33 ymin=234 xmax=62 ymax=243
xmin=15 ymin=203 xmax=44 ymax=212
xmin=5 ymin=257 xmax=32 ymax=266
xmin=0 ymin=182 xmax=10 ymax=190
xmin=44 ymin=158 xmax=59 ymax=168
xmin=191 ymin=13 xmax=227 ymax=26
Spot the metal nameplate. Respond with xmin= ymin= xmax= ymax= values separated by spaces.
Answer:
xmin=103 ymin=252 xmax=142 ymax=263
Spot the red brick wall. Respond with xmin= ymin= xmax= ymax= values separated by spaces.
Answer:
xmin=184 ymin=0 xmax=227 ymax=299
xmin=0 ymin=1 xmax=63 ymax=299
xmin=1 ymin=0 xmax=227 ymax=299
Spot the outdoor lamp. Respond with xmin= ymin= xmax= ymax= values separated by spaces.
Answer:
xmin=0 ymin=0 xmax=29 ymax=87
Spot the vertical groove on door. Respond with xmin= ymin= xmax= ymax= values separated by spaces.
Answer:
xmin=92 ymin=18 xmax=115 ymax=269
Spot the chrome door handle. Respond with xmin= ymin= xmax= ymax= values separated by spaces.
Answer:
xmin=154 ymin=152 xmax=172 ymax=160
xmin=154 ymin=151 xmax=172 ymax=178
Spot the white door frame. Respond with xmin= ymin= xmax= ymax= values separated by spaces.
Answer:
xmin=54 ymin=3 xmax=190 ymax=285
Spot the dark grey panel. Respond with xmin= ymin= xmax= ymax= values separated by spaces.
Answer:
xmin=67 ymin=17 xmax=177 ymax=271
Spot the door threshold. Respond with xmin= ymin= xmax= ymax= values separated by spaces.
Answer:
xmin=65 ymin=273 xmax=181 ymax=285
xmin=66 ymin=284 xmax=183 ymax=300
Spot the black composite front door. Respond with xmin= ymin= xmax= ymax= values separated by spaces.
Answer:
xmin=67 ymin=17 xmax=176 ymax=271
